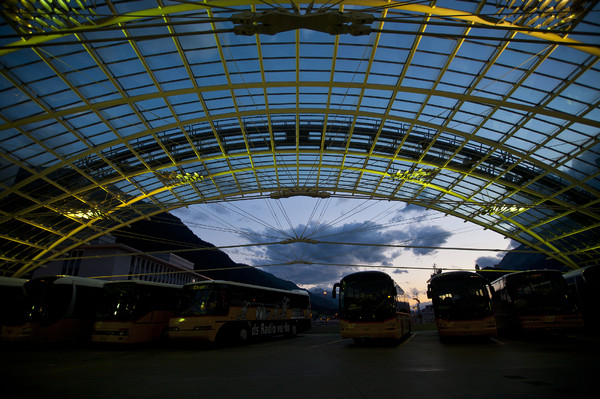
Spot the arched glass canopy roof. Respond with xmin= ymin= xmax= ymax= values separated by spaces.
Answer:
xmin=1 ymin=0 xmax=599 ymax=278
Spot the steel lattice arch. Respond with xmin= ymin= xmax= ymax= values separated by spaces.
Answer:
xmin=0 ymin=0 xmax=599 ymax=277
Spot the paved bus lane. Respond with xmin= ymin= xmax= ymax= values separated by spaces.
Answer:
xmin=330 ymin=330 xmax=596 ymax=399
xmin=1 ymin=330 xmax=596 ymax=399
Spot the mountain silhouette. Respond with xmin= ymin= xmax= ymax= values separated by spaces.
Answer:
xmin=495 ymin=244 xmax=566 ymax=272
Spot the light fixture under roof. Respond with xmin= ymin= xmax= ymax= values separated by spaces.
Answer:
xmin=270 ymin=189 xmax=331 ymax=199
xmin=231 ymin=4 xmax=375 ymax=36
xmin=0 ymin=0 xmax=98 ymax=36
xmin=494 ymin=0 xmax=594 ymax=30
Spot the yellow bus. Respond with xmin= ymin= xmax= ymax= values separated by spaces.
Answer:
xmin=427 ymin=271 xmax=497 ymax=340
xmin=92 ymin=280 xmax=181 ymax=344
xmin=491 ymin=270 xmax=584 ymax=336
xmin=333 ymin=271 xmax=411 ymax=341
xmin=1 ymin=275 xmax=104 ymax=343
xmin=168 ymin=280 xmax=311 ymax=344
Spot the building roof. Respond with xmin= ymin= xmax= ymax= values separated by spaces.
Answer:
xmin=1 ymin=0 xmax=599 ymax=277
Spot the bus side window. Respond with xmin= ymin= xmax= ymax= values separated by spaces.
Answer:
xmin=217 ymin=290 xmax=228 ymax=313
xmin=230 ymin=288 xmax=245 ymax=307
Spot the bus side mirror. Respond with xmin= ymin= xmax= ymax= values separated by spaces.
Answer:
xmin=332 ymin=283 xmax=339 ymax=299
xmin=426 ymin=287 xmax=432 ymax=299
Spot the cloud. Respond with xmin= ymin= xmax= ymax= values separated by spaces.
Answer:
xmin=260 ymin=262 xmax=363 ymax=287
xmin=475 ymin=239 xmax=520 ymax=268
xmin=245 ymin=220 xmax=452 ymax=285
xmin=507 ymin=239 xmax=521 ymax=249
xmin=171 ymin=203 xmax=235 ymax=222
xmin=475 ymin=255 xmax=503 ymax=268
xmin=407 ymin=225 xmax=452 ymax=255
xmin=390 ymin=204 xmax=429 ymax=223
xmin=170 ymin=207 xmax=194 ymax=220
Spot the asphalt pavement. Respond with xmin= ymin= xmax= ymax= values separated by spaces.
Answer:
xmin=1 ymin=329 xmax=596 ymax=399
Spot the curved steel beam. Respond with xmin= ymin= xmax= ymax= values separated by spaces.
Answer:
xmin=1 ymin=1 xmax=598 ymax=56
xmin=4 ymin=82 xmax=598 ymax=133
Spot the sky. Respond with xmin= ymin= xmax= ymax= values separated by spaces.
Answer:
xmin=171 ymin=196 xmax=516 ymax=305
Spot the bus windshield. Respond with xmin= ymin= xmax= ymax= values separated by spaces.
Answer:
xmin=431 ymin=277 xmax=492 ymax=320
xmin=340 ymin=277 xmax=394 ymax=321
xmin=24 ymin=280 xmax=72 ymax=325
xmin=178 ymin=284 xmax=228 ymax=316
xmin=508 ymin=273 xmax=575 ymax=315
xmin=96 ymin=284 xmax=146 ymax=321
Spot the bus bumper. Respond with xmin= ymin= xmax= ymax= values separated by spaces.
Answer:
xmin=92 ymin=321 xmax=132 ymax=343
xmin=519 ymin=314 xmax=585 ymax=332
xmin=436 ymin=317 xmax=497 ymax=337
xmin=340 ymin=320 xmax=400 ymax=340
xmin=0 ymin=323 xmax=37 ymax=342
xmin=167 ymin=318 xmax=218 ymax=342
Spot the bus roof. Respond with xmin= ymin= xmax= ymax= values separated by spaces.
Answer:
xmin=183 ymin=280 xmax=309 ymax=296
xmin=29 ymin=275 xmax=105 ymax=288
xmin=491 ymin=269 xmax=562 ymax=285
xmin=428 ymin=271 xmax=484 ymax=284
xmin=339 ymin=271 xmax=405 ymax=295
xmin=340 ymin=270 xmax=392 ymax=281
xmin=0 ymin=276 xmax=28 ymax=286
xmin=103 ymin=280 xmax=182 ymax=289
xmin=563 ymin=265 xmax=600 ymax=279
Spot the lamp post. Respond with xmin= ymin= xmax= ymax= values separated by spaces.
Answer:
xmin=413 ymin=297 xmax=421 ymax=323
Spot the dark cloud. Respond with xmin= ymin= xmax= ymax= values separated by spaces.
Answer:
xmin=259 ymin=263 xmax=363 ymax=287
xmin=246 ymin=220 xmax=452 ymax=285
xmin=406 ymin=225 xmax=452 ymax=255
